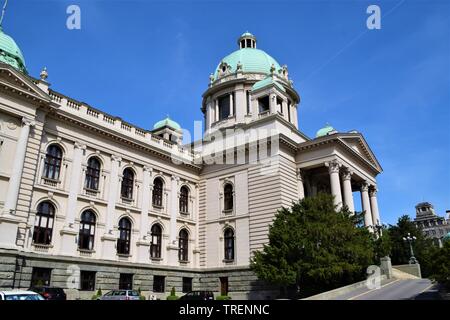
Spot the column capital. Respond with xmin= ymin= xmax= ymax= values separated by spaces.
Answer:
xmin=110 ymin=154 xmax=122 ymax=162
xmin=171 ymin=175 xmax=180 ymax=182
xmin=326 ymin=160 xmax=341 ymax=174
xmin=369 ymin=186 xmax=378 ymax=197
xmin=341 ymin=168 xmax=353 ymax=181
xmin=74 ymin=141 xmax=86 ymax=150
xmin=22 ymin=117 xmax=35 ymax=127
xmin=143 ymin=165 xmax=153 ymax=174
xmin=361 ymin=181 xmax=370 ymax=192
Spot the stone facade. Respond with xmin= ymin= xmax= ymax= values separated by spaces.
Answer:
xmin=0 ymin=32 xmax=383 ymax=299
xmin=413 ymin=202 xmax=450 ymax=247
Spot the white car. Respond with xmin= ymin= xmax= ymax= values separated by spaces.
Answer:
xmin=0 ymin=290 xmax=45 ymax=301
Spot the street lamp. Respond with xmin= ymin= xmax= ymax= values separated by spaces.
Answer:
xmin=402 ymin=233 xmax=418 ymax=264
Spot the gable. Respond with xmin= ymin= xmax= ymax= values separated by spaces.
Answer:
xmin=339 ymin=135 xmax=382 ymax=172
xmin=0 ymin=64 xmax=50 ymax=104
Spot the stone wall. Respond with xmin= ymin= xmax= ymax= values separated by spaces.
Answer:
xmin=0 ymin=249 xmax=277 ymax=300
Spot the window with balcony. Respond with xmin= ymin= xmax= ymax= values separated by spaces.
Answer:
xmin=179 ymin=186 xmax=189 ymax=214
xmin=85 ymin=157 xmax=101 ymax=191
xmin=178 ymin=229 xmax=189 ymax=262
xmin=121 ymin=168 xmax=134 ymax=200
xmin=43 ymin=144 xmax=63 ymax=181
xmin=33 ymin=201 xmax=55 ymax=245
xmin=78 ymin=210 xmax=96 ymax=251
xmin=150 ymin=224 xmax=162 ymax=259
xmin=152 ymin=177 xmax=164 ymax=207
xmin=117 ymin=217 xmax=131 ymax=255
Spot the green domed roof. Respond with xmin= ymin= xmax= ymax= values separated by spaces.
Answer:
xmin=444 ymin=232 xmax=450 ymax=242
xmin=153 ymin=117 xmax=181 ymax=131
xmin=0 ymin=27 xmax=26 ymax=73
xmin=215 ymin=48 xmax=281 ymax=78
xmin=316 ymin=124 xmax=335 ymax=138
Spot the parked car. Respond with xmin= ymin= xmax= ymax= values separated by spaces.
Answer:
xmin=100 ymin=290 xmax=141 ymax=300
xmin=179 ymin=291 xmax=215 ymax=301
xmin=0 ymin=290 xmax=45 ymax=300
xmin=29 ymin=286 xmax=67 ymax=300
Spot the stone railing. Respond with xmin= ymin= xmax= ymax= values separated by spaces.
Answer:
xmin=48 ymin=90 xmax=199 ymax=163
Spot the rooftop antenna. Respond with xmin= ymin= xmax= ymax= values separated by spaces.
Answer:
xmin=0 ymin=0 xmax=8 ymax=27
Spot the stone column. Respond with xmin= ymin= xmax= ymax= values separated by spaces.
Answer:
xmin=369 ymin=187 xmax=380 ymax=226
xmin=60 ymin=141 xmax=86 ymax=256
xmin=167 ymin=175 xmax=180 ymax=265
xmin=341 ymin=168 xmax=355 ymax=213
xmin=269 ymin=93 xmax=276 ymax=114
xmin=296 ymin=168 xmax=305 ymax=200
xmin=3 ymin=118 xmax=34 ymax=215
xmin=327 ymin=160 xmax=342 ymax=209
xmin=101 ymin=154 xmax=121 ymax=260
xmin=215 ymin=100 xmax=219 ymax=122
xmin=137 ymin=166 xmax=152 ymax=263
xmin=229 ymin=93 xmax=234 ymax=116
xmin=361 ymin=182 xmax=373 ymax=230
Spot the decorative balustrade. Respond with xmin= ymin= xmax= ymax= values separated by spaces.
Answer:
xmin=86 ymin=108 xmax=100 ymax=118
xmin=31 ymin=243 xmax=52 ymax=253
xmin=67 ymin=99 xmax=81 ymax=110
xmin=49 ymin=91 xmax=62 ymax=103
xmin=47 ymin=89 xmax=196 ymax=162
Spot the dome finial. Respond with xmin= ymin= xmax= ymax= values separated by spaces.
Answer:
xmin=40 ymin=67 xmax=48 ymax=81
xmin=0 ymin=0 xmax=8 ymax=27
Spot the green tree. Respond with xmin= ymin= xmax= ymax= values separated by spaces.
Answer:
xmin=387 ymin=215 xmax=437 ymax=277
xmin=429 ymin=241 xmax=450 ymax=290
xmin=250 ymin=193 xmax=375 ymax=298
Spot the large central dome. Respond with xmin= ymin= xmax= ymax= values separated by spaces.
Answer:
xmin=214 ymin=32 xmax=281 ymax=79
xmin=0 ymin=27 xmax=27 ymax=73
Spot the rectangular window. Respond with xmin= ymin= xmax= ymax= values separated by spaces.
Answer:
xmin=182 ymin=277 xmax=193 ymax=293
xmin=31 ymin=267 xmax=52 ymax=287
xmin=119 ymin=273 xmax=133 ymax=290
xmin=80 ymin=271 xmax=96 ymax=291
xmin=153 ymin=275 xmax=165 ymax=293
xmin=258 ymin=96 xmax=270 ymax=114
xmin=246 ymin=91 xmax=250 ymax=114
xmin=218 ymin=94 xmax=230 ymax=120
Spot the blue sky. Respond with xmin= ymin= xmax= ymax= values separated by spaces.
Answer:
xmin=5 ymin=0 xmax=449 ymax=225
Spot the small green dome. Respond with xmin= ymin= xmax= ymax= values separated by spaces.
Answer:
xmin=316 ymin=124 xmax=335 ymax=138
xmin=153 ymin=117 xmax=181 ymax=131
xmin=443 ymin=232 xmax=450 ymax=243
xmin=0 ymin=27 xmax=27 ymax=73
xmin=215 ymin=48 xmax=281 ymax=78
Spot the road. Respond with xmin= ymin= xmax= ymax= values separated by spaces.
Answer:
xmin=334 ymin=279 xmax=441 ymax=300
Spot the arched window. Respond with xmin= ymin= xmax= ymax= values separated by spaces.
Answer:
xmin=150 ymin=224 xmax=162 ymax=259
xmin=117 ymin=217 xmax=131 ymax=255
xmin=224 ymin=183 xmax=234 ymax=211
xmin=179 ymin=186 xmax=189 ymax=214
xmin=78 ymin=210 xmax=96 ymax=250
xmin=178 ymin=229 xmax=189 ymax=262
xmin=85 ymin=157 xmax=101 ymax=190
xmin=152 ymin=178 xmax=164 ymax=207
xmin=224 ymin=228 xmax=235 ymax=261
xmin=121 ymin=168 xmax=134 ymax=199
xmin=33 ymin=202 xmax=55 ymax=245
xmin=43 ymin=144 xmax=63 ymax=180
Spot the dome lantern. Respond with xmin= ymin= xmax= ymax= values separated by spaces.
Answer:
xmin=238 ymin=32 xmax=256 ymax=49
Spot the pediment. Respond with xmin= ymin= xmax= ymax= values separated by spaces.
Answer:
xmin=339 ymin=135 xmax=382 ymax=172
xmin=0 ymin=63 xmax=50 ymax=103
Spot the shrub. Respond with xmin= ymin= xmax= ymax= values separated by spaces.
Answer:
xmin=91 ymin=288 xmax=103 ymax=300
xmin=166 ymin=287 xmax=179 ymax=300
xmin=216 ymin=295 xmax=231 ymax=300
